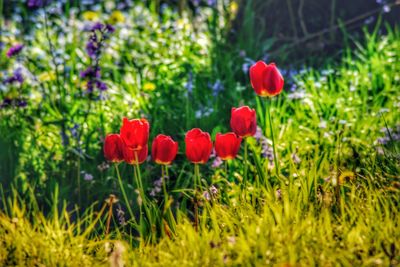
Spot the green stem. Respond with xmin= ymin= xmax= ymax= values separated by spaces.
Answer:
xmin=225 ymin=160 xmax=229 ymax=179
xmin=193 ymin=163 xmax=199 ymax=232
xmin=243 ymin=138 xmax=248 ymax=189
xmin=194 ymin=164 xmax=201 ymax=190
xmin=132 ymin=163 xmax=143 ymax=233
xmin=77 ymin=156 xmax=81 ymax=206
xmin=115 ymin=164 xmax=136 ymax=224
xmin=266 ymin=98 xmax=280 ymax=176
xmin=134 ymin=151 xmax=146 ymax=207
xmin=161 ymin=165 xmax=169 ymax=208
xmin=163 ymin=165 xmax=176 ymax=236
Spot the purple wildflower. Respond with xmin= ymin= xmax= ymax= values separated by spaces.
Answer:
xmin=211 ymin=79 xmax=224 ymax=97
xmin=84 ymin=173 xmax=94 ymax=181
xmin=0 ymin=98 xmax=12 ymax=108
xmin=80 ymin=67 xmax=100 ymax=79
xmin=203 ymin=191 xmax=211 ymax=201
xmin=383 ymin=5 xmax=391 ymax=13
xmin=96 ymin=81 xmax=107 ymax=91
xmin=211 ymin=157 xmax=223 ymax=168
xmin=207 ymin=0 xmax=217 ymax=7
xmin=149 ymin=178 xmax=163 ymax=197
xmin=81 ymin=21 xmax=114 ymax=93
xmin=60 ymin=129 xmax=69 ymax=147
xmin=105 ymin=24 xmax=115 ymax=33
xmin=86 ymin=80 xmax=94 ymax=93
xmin=185 ymin=71 xmax=193 ymax=95
xmin=254 ymin=126 xmax=264 ymax=141
xmin=86 ymin=41 xmax=98 ymax=58
xmin=210 ymin=185 xmax=218 ymax=195
xmin=4 ymin=68 xmax=24 ymax=84
xmin=6 ymin=44 xmax=24 ymax=58
xmin=116 ymin=204 xmax=126 ymax=226
xmin=70 ymin=124 xmax=79 ymax=139
xmin=242 ymin=58 xmax=255 ymax=74
xmin=16 ymin=99 xmax=27 ymax=107
xmin=255 ymin=128 xmax=275 ymax=168
xmin=91 ymin=22 xmax=104 ymax=31
xmin=27 ymin=0 xmax=45 ymax=8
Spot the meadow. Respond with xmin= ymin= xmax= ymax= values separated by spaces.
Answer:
xmin=0 ymin=1 xmax=399 ymax=266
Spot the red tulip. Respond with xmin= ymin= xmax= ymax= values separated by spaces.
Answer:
xmin=122 ymin=144 xmax=148 ymax=164
xmin=120 ymin=117 xmax=149 ymax=151
xmin=103 ymin=134 xmax=124 ymax=162
xmin=230 ymin=106 xmax=257 ymax=137
xmin=185 ymin=128 xmax=213 ymax=164
xmin=249 ymin=61 xmax=284 ymax=97
xmin=151 ymin=134 xmax=179 ymax=165
xmin=215 ymin=132 xmax=242 ymax=160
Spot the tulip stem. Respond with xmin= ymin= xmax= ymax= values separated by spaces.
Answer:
xmin=266 ymin=98 xmax=280 ymax=176
xmin=132 ymin=163 xmax=143 ymax=234
xmin=161 ymin=165 xmax=169 ymax=208
xmin=115 ymin=164 xmax=136 ymax=224
xmin=134 ymin=151 xmax=146 ymax=207
xmin=193 ymin=164 xmax=200 ymax=232
xmin=134 ymin=151 xmax=148 ymax=239
xmin=194 ymin=164 xmax=201 ymax=190
xmin=242 ymin=138 xmax=248 ymax=190
xmin=225 ymin=160 xmax=229 ymax=179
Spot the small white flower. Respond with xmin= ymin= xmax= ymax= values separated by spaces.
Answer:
xmin=319 ymin=120 xmax=327 ymax=129
xmin=84 ymin=173 xmax=93 ymax=181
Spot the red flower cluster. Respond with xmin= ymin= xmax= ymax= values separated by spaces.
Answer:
xmin=104 ymin=118 xmax=150 ymax=165
xmin=104 ymin=60 xmax=283 ymax=167
xmin=104 ymin=118 xmax=179 ymax=165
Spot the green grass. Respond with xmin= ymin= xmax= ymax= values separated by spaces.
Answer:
xmin=1 ymin=173 xmax=399 ymax=266
xmin=0 ymin=2 xmax=399 ymax=266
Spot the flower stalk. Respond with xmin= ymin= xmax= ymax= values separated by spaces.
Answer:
xmin=265 ymin=98 xmax=280 ymax=176
xmin=114 ymin=164 xmax=136 ymax=223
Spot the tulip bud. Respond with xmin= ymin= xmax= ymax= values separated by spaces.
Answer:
xmin=120 ymin=118 xmax=149 ymax=151
xmin=215 ymin=132 xmax=242 ymax=160
xmin=103 ymin=134 xmax=124 ymax=162
xmin=151 ymin=134 xmax=179 ymax=165
xmin=185 ymin=128 xmax=213 ymax=164
xmin=249 ymin=61 xmax=284 ymax=97
xmin=230 ymin=106 xmax=257 ymax=137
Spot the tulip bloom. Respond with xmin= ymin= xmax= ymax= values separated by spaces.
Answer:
xmin=230 ymin=106 xmax=257 ymax=137
xmin=215 ymin=133 xmax=242 ymax=160
xmin=151 ymin=134 xmax=179 ymax=165
xmin=120 ymin=118 xmax=149 ymax=150
xmin=103 ymin=134 xmax=124 ymax=162
xmin=249 ymin=61 xmax=284 ymax=97
xmin=185 ymin=128 xmax=213 ymax=164
xmin=122 ymin=145 xmax=148 ymax=164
